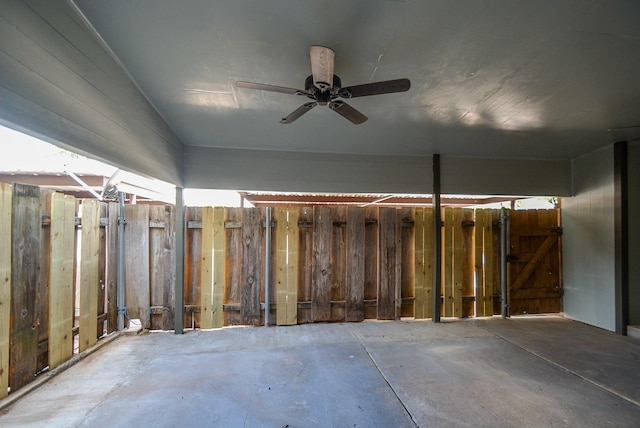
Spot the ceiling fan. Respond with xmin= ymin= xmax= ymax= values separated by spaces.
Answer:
xmin=235 ymin=45 xmax=410 ymax=124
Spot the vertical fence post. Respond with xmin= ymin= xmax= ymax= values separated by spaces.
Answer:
xmin=117 ymin=193 xmax=125 ymax=331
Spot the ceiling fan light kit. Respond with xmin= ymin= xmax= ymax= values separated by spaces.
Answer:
xmin=235 ymin=45 xmax=410 ymax=124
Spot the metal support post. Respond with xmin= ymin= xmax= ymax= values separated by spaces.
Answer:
xmin=500 ymin=207 xmax=510 ymax=319
xmin=432 ymin=154 xmax=442 ymax=323
xmin=117 ymin=192 xmax=126 ymax=330
xmin=264 ymin=207 xmax=272 ymax=326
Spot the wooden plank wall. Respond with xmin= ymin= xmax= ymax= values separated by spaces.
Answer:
xmin=0 ymin=184 xmax=181 ymax=395
xmin=181 ymin=206 xmax=504 ymax=326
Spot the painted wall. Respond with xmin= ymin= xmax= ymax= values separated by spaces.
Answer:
xmin=562 ymin=146 xmax=616 ymax=331
xmin=0 ymin=0 xmax=184 ymax=185
xmin=184 ymin=147 xmax=572 ymax=196
xmin=629 ymin=141 xmax=640 ymax=326
xmin=441 ymin=157 xmax=571 ymax=196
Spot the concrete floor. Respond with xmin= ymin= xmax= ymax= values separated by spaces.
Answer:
xmin=1 ymin=316 xmax=639 ymax=427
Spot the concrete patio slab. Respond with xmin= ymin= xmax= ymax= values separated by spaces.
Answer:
xmin=0 ymin=316 xmax=638 ymax=427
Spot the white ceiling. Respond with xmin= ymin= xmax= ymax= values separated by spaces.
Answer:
xmin=72 ymin=0 xmax=640 ymax=160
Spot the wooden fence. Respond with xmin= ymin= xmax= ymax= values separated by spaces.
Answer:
xmin=182 ymin=206 xmax=504 ymax=329
xmin=0 ymin=183 xmax=175 ymax=397
xmin=1 ymin=182 xmax=559 ymax=397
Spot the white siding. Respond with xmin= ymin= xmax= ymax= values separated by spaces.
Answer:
xmin=562 ymin=145 xmax=616 ymax=331
xmin=0 ymin=0 xmax=183 ymax=185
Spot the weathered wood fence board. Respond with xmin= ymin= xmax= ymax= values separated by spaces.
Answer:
xmin=37 ymin=189 xmax=54 ymax=372
xmin=106 ymin=202 xmax=118 ymax=333
xmin=0 ymin=183 xmax=12 ymax=399
xmin=345 ymin=207 xmax=365 ymax=322
xmin=161 ymin=205 xmax=176 ymax=330
xmin=124 ymin=204 xmax=150 ymax=325
xmin=378 ymin=207 xmax=401 ymax=320
xmin=331 ymin=207 xmax=347 ymax=322
xmin=48 ymin=193 xmax=75 ymax=369
xmin=0 ymin=184 xmax=181 ymax=395
xmin=184 ymin=207 xmax=202 ymax=328
xmin=400 ymin=208 xmax=415 ymax=318
xmin=149 ymin=206 xmax=166 ymax=330
xmin=224 ymin=208 xmax=242 ymax=326
xmin=241 ymin=208 xmax=262 ymax=325
xmin=297 ymin=207 xmax=313 ymax=324
xmin=443 ymin=208 xmax=453 ymax=317
xmin=452 ymin=208 xmax=464 ymax=318
xmin=9 ymin=183 xmax=40 ymax=393
xmin=311 ymin=206 xmax=332 ymax=322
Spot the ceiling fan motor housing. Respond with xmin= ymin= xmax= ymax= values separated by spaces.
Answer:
xmin=304 ymin=75 xmax=342 ymax=105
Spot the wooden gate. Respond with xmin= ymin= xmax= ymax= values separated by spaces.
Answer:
xmin=507 ymin=209 xmax=562 ymax=314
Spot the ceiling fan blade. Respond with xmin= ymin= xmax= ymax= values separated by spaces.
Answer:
xmin=280 ymin=102 xmax=317 ymax=124
xmin=310 ymin=45 xmax=335 ymax=92
xmin=329 ymin=101 xmax=368 ymax=124
xmin=235 ymin=81 xmax=304 ymax=96
xmin=339 ymin=78 xmax=411 ymax=98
